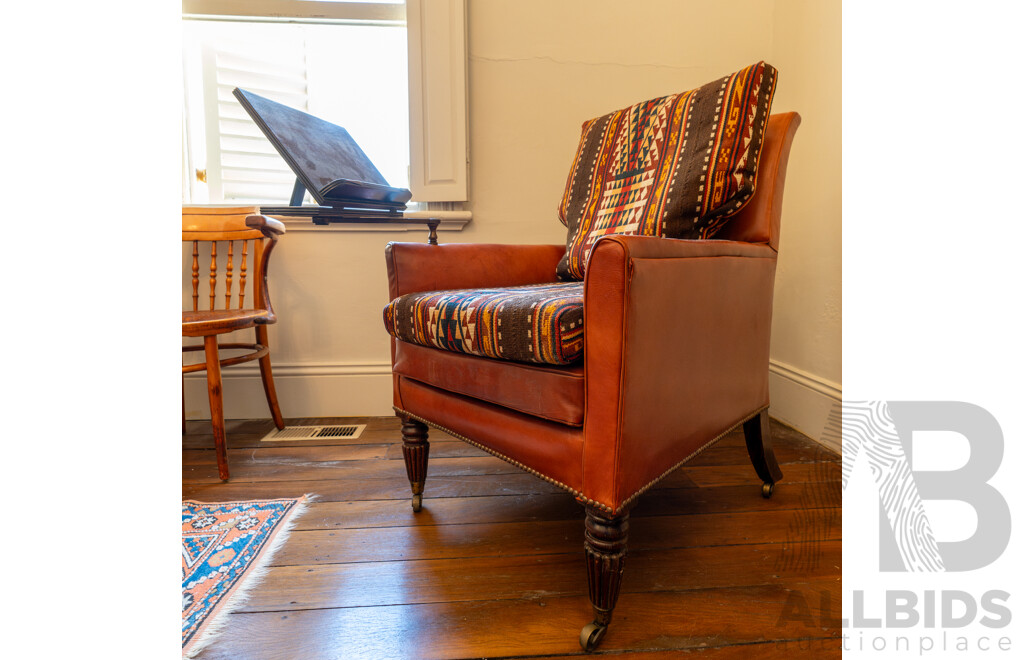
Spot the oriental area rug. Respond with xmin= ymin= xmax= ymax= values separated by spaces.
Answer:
xmin=182 ymin=496 xmax=312 ymax=658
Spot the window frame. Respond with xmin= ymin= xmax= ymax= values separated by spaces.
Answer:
xmin=181 ymin=0 xmax=468 ymax=206
xmin=182 ymin=1 xmax=406 ymax=25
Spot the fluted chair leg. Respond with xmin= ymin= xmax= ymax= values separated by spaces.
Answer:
xmin=743 ymin=410 xmax=784 ymax=498
xmin=581 ymin=505 xmax=629 ymax=651
xmin=203 ymin=335 xmax=230 ymax=481
xmin=400 ymin=417 xmax=430 ymax=512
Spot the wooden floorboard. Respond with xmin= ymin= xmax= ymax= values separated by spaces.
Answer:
xmin=184 ymin=416 xmax=841 ymax=659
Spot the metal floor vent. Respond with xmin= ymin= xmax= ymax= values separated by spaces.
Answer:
xmin=261 ymin=424 xmax=366 ymax=441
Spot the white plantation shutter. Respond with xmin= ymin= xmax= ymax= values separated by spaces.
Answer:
xmin=182 ymin=1 xmax=467 ymax=209
xmin=406 ymin=0 xmax=467 ymax=202
xmin=199 ymin=28 xmax=311 ymax=204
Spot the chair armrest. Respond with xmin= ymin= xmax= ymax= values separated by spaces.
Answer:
xmin=588 ymin=235 xmax=775 ymax=260
xmin=246 ymin=214 xmax=286 ymax=237
xmin=385 ymin=242 xmax=565 ymax=299
xmin=245 ymin=214 xmax=285 ymax=320
xmin=582 ymin=234 xmax=778 ymax=512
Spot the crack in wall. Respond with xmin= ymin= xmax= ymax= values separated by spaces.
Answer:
xmin=469 ymin=54 xmax=703 ymax=71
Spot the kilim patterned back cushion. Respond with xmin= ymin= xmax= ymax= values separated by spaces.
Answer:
xmin=556 ymin=62 xmax=777 ymax=280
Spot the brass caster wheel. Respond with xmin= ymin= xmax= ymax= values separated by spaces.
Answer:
xmin=762 ymin=481 xmax=775 ymax=499
xmin=412 ymin=493 xmax=423 ymax=512
xmin=580 ymin=622 xmax=607 ymax=652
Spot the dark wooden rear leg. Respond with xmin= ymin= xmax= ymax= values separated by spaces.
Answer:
xmin=400 ymin=417 xmax=429 ymax=512
xmin=743 ymin=410 xmax=783 ymax=498
xmin=580 ymin=506 xmax=629 ymax=651
xmin=255 ymin=325 xmax=285 ymax=430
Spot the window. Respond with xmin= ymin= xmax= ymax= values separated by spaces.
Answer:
xmin=182 ymin=0 xmax=467 ymax=209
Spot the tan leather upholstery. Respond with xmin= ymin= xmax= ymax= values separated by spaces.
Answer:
xmin=386 ymin=242 xmax=565 ymax=299
xmin=396 ymin=377 xmax=586 ymax=492
xmin=387 ymin=112 xmax=801 ymax=514
xmin=581 ymin=235 xmax=778 ymax=508
xmin=713 ymin=113 xmax=800 ymax=250
xmin=394 ymin=341 xmax=585 ymax=426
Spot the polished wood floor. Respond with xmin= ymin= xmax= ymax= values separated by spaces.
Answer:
xmin=183 ymin=416 xmax=841 ymax=659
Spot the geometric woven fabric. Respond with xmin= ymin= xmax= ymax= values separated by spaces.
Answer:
xmin=556 ymin=61 xmax=777 ymax=280
xmin=182 ymin=497 xmax=309 ymax=658
xmin=384 ymin=282 xmax=584 ymax=365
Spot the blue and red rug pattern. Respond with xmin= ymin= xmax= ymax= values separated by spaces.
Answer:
xmin=182 ymin=496 xmax=310 ymax=657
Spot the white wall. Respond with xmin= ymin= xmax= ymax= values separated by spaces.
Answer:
xmin=766 ymin=0 xmax=842 ymax=449
xmin=185 ymin=0 xmax=842 ymax=448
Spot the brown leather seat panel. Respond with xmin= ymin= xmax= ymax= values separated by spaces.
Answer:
xmin=396 ymin=376 xmax=585 ymax=493
xmin=394 ymin=341 xmax=585 ymax=426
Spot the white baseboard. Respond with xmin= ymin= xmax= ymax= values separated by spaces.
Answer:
xmin=183 ymin=361 xmax=395 ymax=420
xmin=185 ymin=357 xmax=844 ymax=456
xmin=768 ymin=359 xmax=842 ymax=454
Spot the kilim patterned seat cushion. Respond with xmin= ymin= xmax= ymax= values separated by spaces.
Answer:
xmin=384 ymin=282 xmax=584 ymax=365
xmin=556 ymin=61 xmax=777 ymax=280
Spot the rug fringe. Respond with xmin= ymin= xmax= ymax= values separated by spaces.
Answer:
xmin=184 ymin=494 xmax=316 ymax=659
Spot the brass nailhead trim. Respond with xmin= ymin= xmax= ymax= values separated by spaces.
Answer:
xmin=394 ymin=407 xmax=609 ymax=512
xmin=393 ymin=404 xmax=768 ymax=516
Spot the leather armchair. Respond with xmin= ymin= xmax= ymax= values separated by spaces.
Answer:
xmin=385 ymin=112 xmax=800 ymax=650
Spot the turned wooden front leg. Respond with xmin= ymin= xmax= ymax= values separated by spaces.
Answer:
xmin=400 ymin=417 xmax=430 ymax=512
xmin=581 ymin=505 xmax=629 ymax=650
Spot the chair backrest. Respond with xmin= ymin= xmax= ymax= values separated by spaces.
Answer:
xmin=714 ymin=112 xmax=801 ymax=251
xmin=183 ymin=206 xmax=268 ymax=312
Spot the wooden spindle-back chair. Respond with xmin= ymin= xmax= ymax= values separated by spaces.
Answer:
xmin=182 ymin=206 xmax=286 ymax=480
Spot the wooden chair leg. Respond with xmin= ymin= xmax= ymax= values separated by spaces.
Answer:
xmin=400 ymin=416 xmax=429 ymax=512
xmin=581 ymin=505 xmax=629 ymax=651
xmin=204 ymin=335 xmax=230 ymax=481
xmin=182 ymin=373 xmax=187 ymax=435
xmin=743 ymin=410 xmax=784 ymax=498
xmin=255 ymin=325 xmax=284 ymax=430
